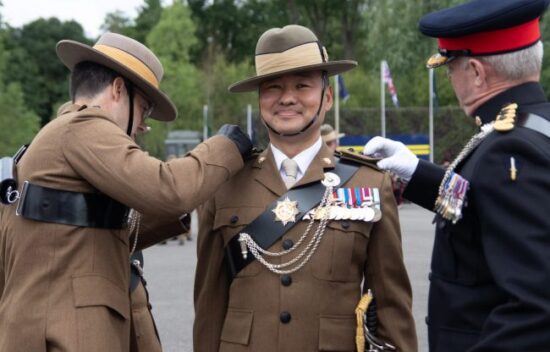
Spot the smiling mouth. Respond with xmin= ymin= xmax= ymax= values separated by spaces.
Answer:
xmin=276 ymin=110 xmax=301 ymax=117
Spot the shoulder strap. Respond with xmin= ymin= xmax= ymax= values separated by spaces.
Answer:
xmin=224 ymin=158 xmax=359 ymax=280
xmin=518 ymin=113 xmax=550 ymax=139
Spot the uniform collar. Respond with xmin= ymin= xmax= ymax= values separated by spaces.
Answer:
xmin=270 ymin=137 xmax=323 ymax=176
xmin=58 ymin=103 xmax=84 ymax=116
xmin=473 ymin=81 xmax=547 ymax=124
xmin=253 ymin=140 xmax=336 ymax=197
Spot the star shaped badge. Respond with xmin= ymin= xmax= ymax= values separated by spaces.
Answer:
xmin=272 ymin=197 xmax=300 ymax=226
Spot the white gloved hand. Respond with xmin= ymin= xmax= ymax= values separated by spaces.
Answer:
xmin=363 ymin=136 xmax=419 ymax=182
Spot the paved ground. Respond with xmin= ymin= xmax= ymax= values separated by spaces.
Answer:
xmin=144 ymin=204 xmax=435 ymax=352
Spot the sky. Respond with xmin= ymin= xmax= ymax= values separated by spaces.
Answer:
xmin=1 ymin=0 xmax=148 ymax=38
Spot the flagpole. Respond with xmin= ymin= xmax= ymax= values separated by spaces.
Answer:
xmin=335 ymin=75 xmax=340 ymax=138
xmin=429 ymin=68 xmax=434 ymax=163
xmin=380 ymin=61 xmax=386 ymax=138
xmin=203 ymin=104 xmax=208 ymax=141
xmin=246 ymin=104 xmax=253 ymax=139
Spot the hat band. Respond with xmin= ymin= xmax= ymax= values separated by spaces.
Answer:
xmin=255 ymin=42 xmax=326 ymax=77
xmin=438 ymin=18 xmax=540 ymax=56
xmin=94 ymin=44 xmax=160 ymax=88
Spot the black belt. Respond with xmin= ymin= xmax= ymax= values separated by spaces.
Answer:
xmin=16 ymin=182 xmax=129 ymax=229
xmin=224 ymin=159 xmax=359 ymax=279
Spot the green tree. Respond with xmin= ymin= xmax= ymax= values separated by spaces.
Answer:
xmin=0 ymin=35 xmax=39 ymax=155
xmin=141 ymin=0 xmax=203 ymax=157
xmin=100 ymin=10 xmax=134 ymax=37
xmin=3 ymin=18 xmax=90 ymax=126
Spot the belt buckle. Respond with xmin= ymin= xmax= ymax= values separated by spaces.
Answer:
xmin=15 ymin=181 xmax=30 ymax=216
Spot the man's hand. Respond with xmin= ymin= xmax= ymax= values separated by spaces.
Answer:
xmin=363 ymin=137 xmax=419 ymax=182
xmin=216 ymin=124 xmax=253 ymax=160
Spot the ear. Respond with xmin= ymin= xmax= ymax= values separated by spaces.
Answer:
xmin=468 ymin=58 xmax=487 ymax=88
xmin=111 ymin=77 xmax=126 ymax=102
xmin=324 ymin=85 xmax=334 ymax=111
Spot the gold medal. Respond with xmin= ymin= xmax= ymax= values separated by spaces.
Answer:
xmin=272 ymin=197 xmax=300 ymax=226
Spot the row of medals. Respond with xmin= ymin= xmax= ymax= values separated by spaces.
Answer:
xmin=273 ymin=172 xmax=382 ymax=225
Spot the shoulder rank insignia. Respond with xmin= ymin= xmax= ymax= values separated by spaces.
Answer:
xmin=336 ymin=149 xmax=381 ymax=171
xmin=493 ymin=103 xmax=517 ymax=132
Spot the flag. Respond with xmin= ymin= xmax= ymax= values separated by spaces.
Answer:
xmin=337 ymin=74 xmax=350 ymax=103
xmin=382 ymin=60 xmax=399 ymax=107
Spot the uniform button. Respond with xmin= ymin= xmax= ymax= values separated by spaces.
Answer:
xmin=425 ymin=316 xmax=429 ymax=325
xmin=230 ymin=215 xmax=239 ymax=224
xmin=341 ymin=221 xmax=350 ymax=229
xmin=281 ymin=274 xmax=292 ymax=286
xmin=280 ymin=311 xmax=291 ymax=324
xmin=428 ymin=272 xmax=433 ymax=280
xmin=437 ymin=220 xmax=446 ymax=230
xmin=282 ymin=239 xmax=294 ymax=250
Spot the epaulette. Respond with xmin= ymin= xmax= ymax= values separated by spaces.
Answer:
xmin=336 ymin=148 xmax=381 ymax=171
xmin=493 ymin=103 xmax=517 ymax=132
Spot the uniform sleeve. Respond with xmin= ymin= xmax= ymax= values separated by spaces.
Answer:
xmin=403 ymin=159 xmax=446 ymax=211
xmin=365 ymin=172 xmax=418 ymax=351
xmin=470 ymin=137 xmax=550 ymax=351
xmin=62 ymin=115 xmax=243 ymax=218
xmin=134 ymin=212 xmax=188 ymax=250
xmin=193 ymin=197 xmax=229 ymax=352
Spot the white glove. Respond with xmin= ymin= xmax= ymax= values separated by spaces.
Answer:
xmin=363 ymin=136 xmax=419 ymax=182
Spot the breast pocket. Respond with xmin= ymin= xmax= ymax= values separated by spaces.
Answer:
xmin=213 ymin=206 xmax=265 ymax=278
xmin=311 ymin=220 xmax=371 ymax=282
xmin=431 ymin=219 xmax=482 ymax=285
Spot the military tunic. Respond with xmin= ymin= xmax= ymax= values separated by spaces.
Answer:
xmin=194 ymin=144 xmax=417 ymax=352
xmin=0 ymin=104 xmax=244 ymax=352
xmin=404 ymin=82 xmax=550 ymax=351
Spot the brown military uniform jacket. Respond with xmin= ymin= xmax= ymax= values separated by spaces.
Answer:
xmin=194 ymin=145 xmax=417 ymax=352
xmin=0 ymin=104 xmax=243 ymax=352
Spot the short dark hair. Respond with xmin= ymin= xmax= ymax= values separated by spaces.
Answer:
xmin=70 ymin=61 xmax=120 ymax=100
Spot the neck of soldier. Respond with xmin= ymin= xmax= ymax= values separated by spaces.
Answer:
xmin=75 ymin=90 xmax=130 ymax=134
xmin=462 ymin=74 xmax=540 ymax=116
xmin=269 ymin=128 xmax=321 ymax=159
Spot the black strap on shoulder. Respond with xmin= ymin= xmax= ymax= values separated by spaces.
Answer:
xmin=518 ymin=113 xmax=550 ymax=139
xmin=16 ymin=182 xmax=129 ymax=229
xmin=224 ymin=158 xmax=359 ymax=280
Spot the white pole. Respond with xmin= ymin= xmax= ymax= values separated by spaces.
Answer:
xmin=335 ymin=75 xmax=340 ymax=141
xmin=380 ymin=61 xmax=386 ymax=138
xmin=429 ymin=68 xmax=434 ymax=163
xmin=203 ymin=105 xmax=208 ymax=141
xmin=246 ymin=104 xmax=253 ymax=139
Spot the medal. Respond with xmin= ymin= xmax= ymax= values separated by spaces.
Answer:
xmin=272 ymin=197 xmax=300 ymax=226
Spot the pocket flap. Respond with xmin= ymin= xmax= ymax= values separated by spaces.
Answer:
xmin=72 ymin=274 xmax=130 ymax=320
xmin=213 ymin=207 xmax=265 ymax=231
xmin=319 ymin=315 xmax=356 ymax=351
xmin=220 ymin=308 xmax=254 ymax=345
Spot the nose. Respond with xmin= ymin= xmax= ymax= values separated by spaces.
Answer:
xmin=279 ymin=86 xmax=297 ymax=105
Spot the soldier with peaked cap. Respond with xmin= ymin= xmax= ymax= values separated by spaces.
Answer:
xmin=364 ymin=0 xmax=550 ymax=350
xmin=0 ymin=32 xmax=252 ymax=352
xmin=193 ymin=24 xmax=417 ymax=352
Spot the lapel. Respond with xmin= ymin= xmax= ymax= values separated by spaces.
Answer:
xmin=294 ymin=143 xmax=336 ymax=188
xmin=253 ymin=146 xmax=287 ymax=197
xmin=293 ymin=143 xmax=335 ymax=188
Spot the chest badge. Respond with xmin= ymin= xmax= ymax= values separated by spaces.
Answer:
xmin=272 ymin=197 xmax=300 ymax=226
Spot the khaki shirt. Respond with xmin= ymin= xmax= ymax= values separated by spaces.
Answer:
xmin=0 ymin=104 xmax=243 ymax=352
xmin=194 ymin=145 xmax=417 ymax=352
